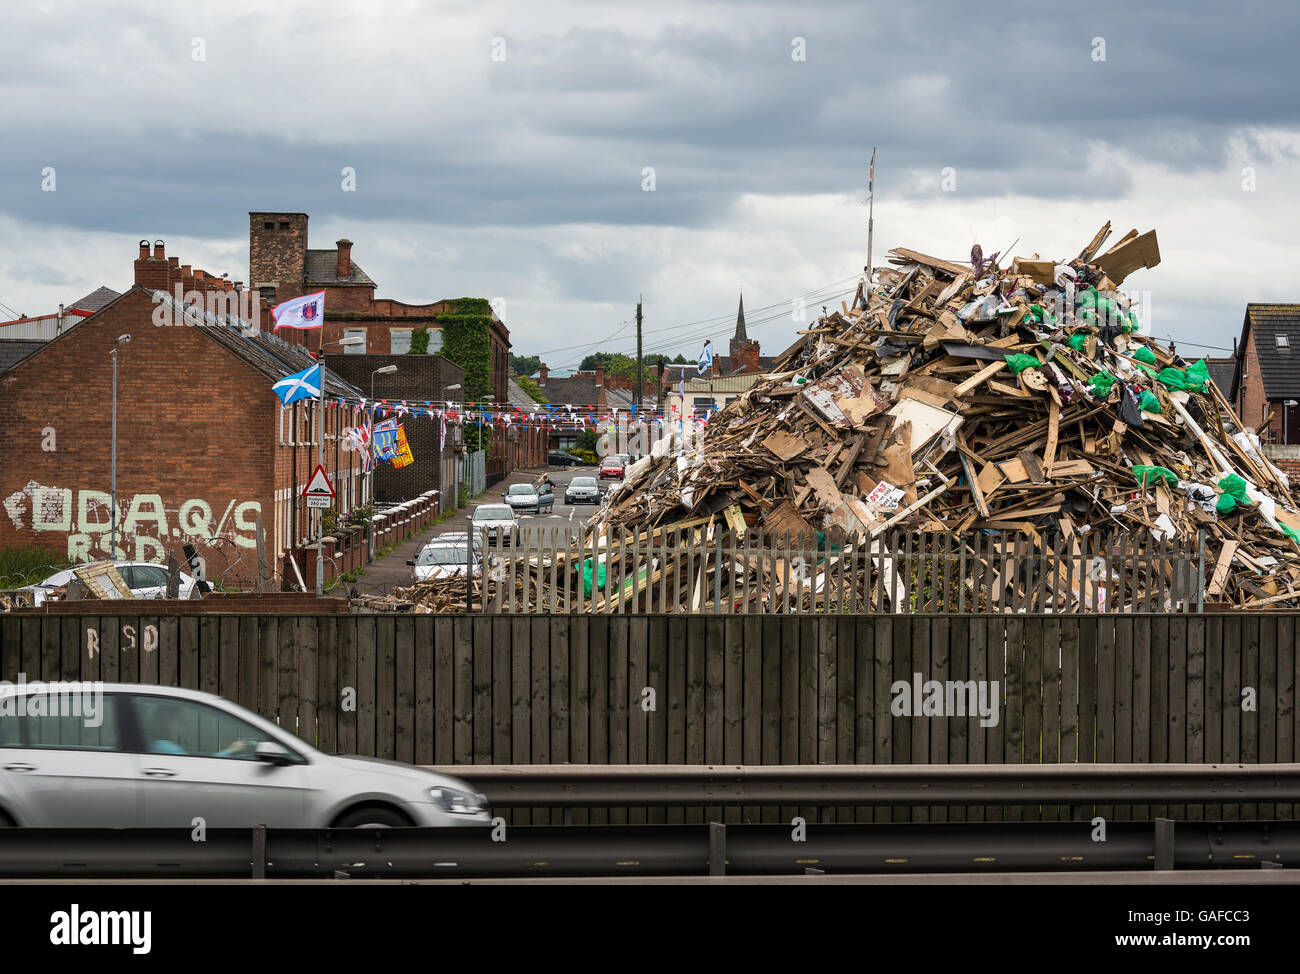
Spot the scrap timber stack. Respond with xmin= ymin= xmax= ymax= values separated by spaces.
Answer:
xmin=398 ymin=221 xmax=1300 ymax=613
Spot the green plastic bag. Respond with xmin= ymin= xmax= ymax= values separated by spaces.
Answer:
xmin=1217 ymin=473 xmax=1252 ymax=507
xmin=1075 ymin=287 xmax=1098 ymax=310
xmin=1004 ymin=354 xmax=1041 ymax=375
xmin=1134 ymin=362 xmax=1158 ymax=379
xmin=1132 ymin=345 xmax=1157 ymax=365
xmin=582 ymin=559 xmax=606 ymax=597
xmin=1157 ymin=360 xmax=1210 ymax=393
xmin=1024 ymin=304 xmax=1057 ymax=326
xmin=1068 ymin=333 xmax=1088 ymax=352
xmin=1088 ymin=371 xmax=1117 ymax=398
xmin=1138 ymin=389 xmax=1162 ymax=414
xmin=1216 ymin=494 xmax=1238 ymax=515
xmin=1132 ymin=465 xmax=1178 ymax=488
xmin=1281 ymin=523 xmax=1300 ymax=546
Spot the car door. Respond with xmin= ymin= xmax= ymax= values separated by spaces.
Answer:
xmin=126 ymin=564 xmax=170 ymax=599
xmin=128 ymin=693 xmax=314 ymax=828
xmin=0 ymin=691 xmax=142 ymax=826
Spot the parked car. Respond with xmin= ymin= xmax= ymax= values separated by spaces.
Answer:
xmin=614 ymin=453 xmax=634 ymax=467
xmin=434 ymin=530 xmax=483 ymax=550
xmin=565 ymin=476 xmax=601 ymax=505
xmin=599 ymin=457 xmax=625 ymax=481
xmin=19 ymin=561 xmax=208 ymax=607
xmin=407 ymin=542 xmax=480 ymax=581
xmin=0 ymin=684 xmax=490 ymax=829
xmin=470 ymin=503 xmax=518 ymax=545
xmin=548 ymin=451 xmax=585 ymax=467
xmin=504 ymin=481 xmax=555 ymax=515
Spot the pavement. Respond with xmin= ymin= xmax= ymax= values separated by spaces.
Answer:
xmin=345 ymin=464 xmax=609 ymax=598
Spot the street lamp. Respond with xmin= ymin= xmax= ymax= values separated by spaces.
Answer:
xmin=367 ymin=364 xmax=398 ymax=562
xmin=110 ymin=334 xmax=130 ymax=559
xmin=445 ymin=383 xmax=462 ymax=509
xmin=313 ymin=335 xmax=365 ymax=596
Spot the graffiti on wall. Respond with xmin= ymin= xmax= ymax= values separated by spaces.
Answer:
xmin=3 ymin=481 xmax=261 ymax=564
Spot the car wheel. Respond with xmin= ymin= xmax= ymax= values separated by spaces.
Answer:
xmin=0 ymin=810 xmax=15 ymax=827
xmin=332 ymin=806 xmax=413 ymax=829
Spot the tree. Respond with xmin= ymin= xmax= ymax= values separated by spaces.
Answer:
xmin=509 ymin=353 xmax=541 ymax=377
xmin=516 ymin=375 xmax=547 ymax=403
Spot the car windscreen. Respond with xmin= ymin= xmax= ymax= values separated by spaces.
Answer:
xmin=570 ymin=478 xmax=597 ymax=488
xmin=417 ymin=546 xmax=472 ymax=566
xmin=506 ymin=485 xmax=534 ymax=496
xmin=472 ymin=506 xmax=513 ymax=520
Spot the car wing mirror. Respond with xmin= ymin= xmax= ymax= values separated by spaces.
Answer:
xmin=406 ymin=559 xmax=416 ymax=566
xmin=255 ymin=741 xmax=292 ymax=765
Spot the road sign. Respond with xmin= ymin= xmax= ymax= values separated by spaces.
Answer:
xmin=303 ymin=463 xmax=335 ymax=509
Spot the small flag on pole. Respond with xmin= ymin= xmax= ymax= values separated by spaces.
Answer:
xmin=697 ymin=341 xmax=713 ymax=376
xmin=271 ymin=290 xmax=326 ymax=330
xmin=868 ymin=147 xmax=875 ymax=199
xmin=271 ymin=364 xmax=322 ymax=406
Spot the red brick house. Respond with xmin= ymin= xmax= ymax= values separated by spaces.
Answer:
xmin=1228 ymin=305 xmax=1300 ymax=446
xmin=0 ymin=241 xmax=369 ymax=588
xmin=247 ymin=212 xmax=510 ymax=408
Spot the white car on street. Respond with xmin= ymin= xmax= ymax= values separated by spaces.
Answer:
xmin=408 ymin=541 xmax=480 ymax=581
xmin=0 ymin=684 xmax=490 ymax=829
xmin=19 ymin=561 xmax=208 ymax=606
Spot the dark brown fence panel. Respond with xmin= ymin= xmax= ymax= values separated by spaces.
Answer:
xmin=2 ymin=612 xmax=1298 ymax=825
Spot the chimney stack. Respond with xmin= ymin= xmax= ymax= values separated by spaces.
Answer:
xmin=336 ymin=238 xmax=353 ymax=279
xmin=539 ymin=363 xmax=548 ymax=385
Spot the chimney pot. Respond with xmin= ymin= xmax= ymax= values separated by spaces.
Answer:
xmin=153 ymin=239 xmax=165 ymax=259
xmin=539 ymin=363 xmax=548 ymax=385
xmin=336 ymin=238 xmax=353 ymax=279
xmin=181 ymin=265 xmax=192 ymax=277
xmin=138 ymin=239 xmax=149 ymax=259
xmin=168 ymin=256 xmax=179 ymax=269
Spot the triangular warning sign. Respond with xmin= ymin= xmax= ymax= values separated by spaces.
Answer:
xmin=303 ymin=463 xmax=335 ymax=499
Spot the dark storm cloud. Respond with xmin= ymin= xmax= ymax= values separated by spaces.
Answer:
xmin=2 ymin=0 xmax=1297 ymax=240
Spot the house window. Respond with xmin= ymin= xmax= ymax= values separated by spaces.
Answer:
xmin=1278 ymin=334 xmax=1291 ymax=349
xmin=426 ymin=329 xmax=443 ymax=354
xmin=391 ymin=329 xmax=413 ymax=354
xmin=264 ymin=222 xmax=274 ymax=230
xmin=344 ymin=328 xmax=367 ymax=353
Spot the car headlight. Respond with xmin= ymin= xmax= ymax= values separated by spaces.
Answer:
xmin=429 ymin=785 xmax=487 ymax=815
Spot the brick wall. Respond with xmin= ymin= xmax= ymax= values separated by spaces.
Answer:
xmin=0 ymin=285 xmax=363 ymax=589
xmin=329 ymin=353 xmax=466 ymax=505
xmin=249 ymin=212 xmax=309 ymax=307
xmin=1236 ymin=330 xmax=1271 ymax=432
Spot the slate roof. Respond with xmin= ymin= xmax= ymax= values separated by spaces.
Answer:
xmin=1206 ymin=357 xmax=1238 ymax=399
xmin=305 ymin=249 xmax=376 ymax=287
xmin=0 ymin=339 xmax=44 ymax=373
xmin=507 ymin=377 xmax=540 ymax=410
xmin=67 ymin=286 xmax=120 ymax=313
xmin=1241 ymin=305 xmax=1300 ymax=401
xmin=539 ymin=375 xmax=602 ymax=409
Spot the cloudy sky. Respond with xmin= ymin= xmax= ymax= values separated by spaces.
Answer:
xmin=2 ymin=0 xmax=1297 ymax=368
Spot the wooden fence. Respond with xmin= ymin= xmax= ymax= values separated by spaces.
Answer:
xmin=2 ymin=612 xmax=1294 ymax=824
xmin=472 ymin=527 xmax=1206 ymax=614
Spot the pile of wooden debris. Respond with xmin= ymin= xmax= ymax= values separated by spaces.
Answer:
xmin=584 ymin=222 xmax=1300 ymax=608
xmin=392 ymin=222 xmax=1300 ymax=613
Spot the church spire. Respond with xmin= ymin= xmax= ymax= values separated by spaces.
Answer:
xmin=734 ymin=291 xmax=747 ymax=343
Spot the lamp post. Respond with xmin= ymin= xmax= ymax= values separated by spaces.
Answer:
xmin=109 ymin=334 xmax=131 ymax=559
xmin=367 ymin=365 xmax=398 ymax=562
xmin=445 ymin=383 xmax=462 ymax=509
xmin=314 ymin=335 xmax=365 ymax=596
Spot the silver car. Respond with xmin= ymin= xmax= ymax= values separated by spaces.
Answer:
xmin=20 ymin=561 xmax=207 ymax=607
xmin=0 ymin=684 xmax=489 ymax=829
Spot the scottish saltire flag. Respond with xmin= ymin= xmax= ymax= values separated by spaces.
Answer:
xmin=272 ymin=364 xmax=321 ymax=405
xmin=697 ymin=341 xmax=713 ymax=376
xmin=271 ymin=290 xmax=326 ymax=330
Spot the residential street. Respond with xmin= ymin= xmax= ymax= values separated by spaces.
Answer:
xmin=347 ymin=464 xmax=608 ymax=596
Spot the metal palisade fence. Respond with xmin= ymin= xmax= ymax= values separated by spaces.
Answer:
xmin=470 ymin=527 xmax=1208 ymax=615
